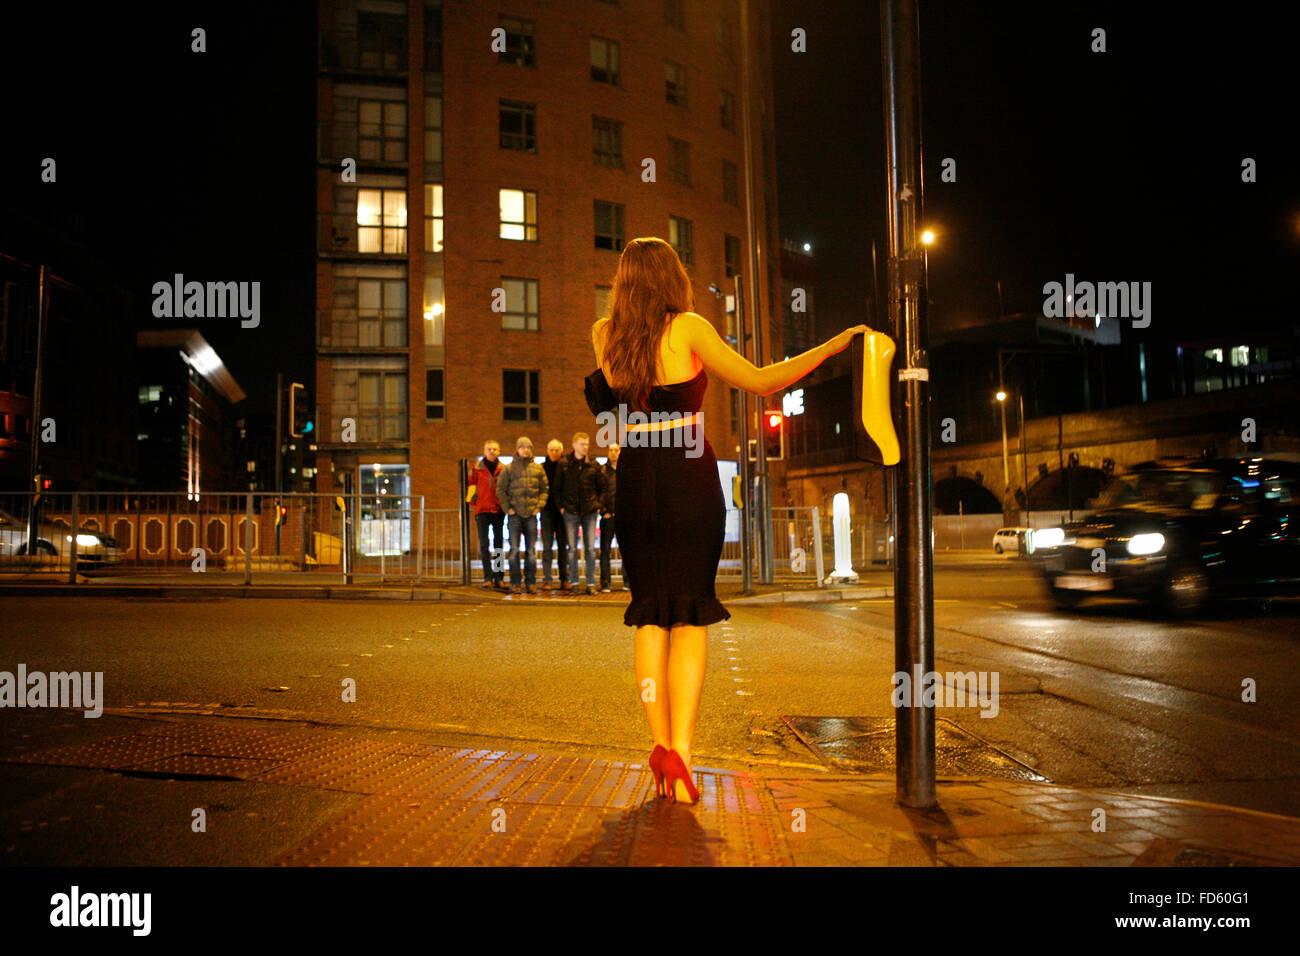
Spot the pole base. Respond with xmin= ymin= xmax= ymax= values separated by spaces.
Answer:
xmin=825 ymin=571 xmax=860 ymax=585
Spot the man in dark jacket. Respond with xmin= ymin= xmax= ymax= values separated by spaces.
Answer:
xmin=598 ymin=442 xmax=621 ymax=592
xmin=469 ymin=440 xmax=507 ymax=590
xmin=553 ymin=431 xmax=606 ymax=595
xmin=494 ymin=436 xmax=549 ymax=594
xmin=539 ymin=439 xmax=568 ymax=590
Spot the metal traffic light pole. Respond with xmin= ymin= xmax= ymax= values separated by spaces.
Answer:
xmin=739 ymin=0 xmax=773 ymax=585
xmin=882 ymin=0 xmax=937 ymax=808
xmin=26 ymin=264 xmax=48 ymax=554
xmin=275 ymin=372 xmax=283 ymax=556
xmin=735 ymin=276 xmax=755 ymax=595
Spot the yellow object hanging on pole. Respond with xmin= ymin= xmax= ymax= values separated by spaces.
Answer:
xmin=860 ymin=331 xmax=901 ymax=465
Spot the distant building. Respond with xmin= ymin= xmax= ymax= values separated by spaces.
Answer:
xmin=0 ymin=218 xmax=139 ymax=493
xmin=314 ymin=0 xmax=783 ymax=511
xmin=779 ymin=238 xmax=815 ymax=359
xmin=136 ymin=330 xmax=246 ymax=496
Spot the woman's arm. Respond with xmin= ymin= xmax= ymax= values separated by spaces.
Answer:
xmin=680 ymin=313 xmax=868 ymax=396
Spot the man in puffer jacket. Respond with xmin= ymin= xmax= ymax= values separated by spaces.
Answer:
xmin=552 ymin=431 xmax=607 ymax=595
xmin=494 ymin=436 xmax=549 ymax=594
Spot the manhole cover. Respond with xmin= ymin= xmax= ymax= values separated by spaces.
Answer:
xmin=783 ymin=716 xmax=1047 ymax=782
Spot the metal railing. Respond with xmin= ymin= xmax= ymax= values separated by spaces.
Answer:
xmin=0 ymin=492 xmax=461 ymax=585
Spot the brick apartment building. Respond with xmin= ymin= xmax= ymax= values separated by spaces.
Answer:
xmin=314 ymin=0 xmax=783 ymax=515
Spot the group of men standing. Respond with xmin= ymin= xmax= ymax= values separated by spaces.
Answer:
xmin=468 ymin=433 xmax=622 ymax=595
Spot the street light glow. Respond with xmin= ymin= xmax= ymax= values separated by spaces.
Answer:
xmin=921 ymin=230 xmax=935 ymax=245
xmin=996 ymin=390 xmax=1007 ymax=402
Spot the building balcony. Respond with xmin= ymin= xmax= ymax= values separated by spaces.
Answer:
xmin=316 ymin=403 xmax=408 ymax=445
xmin=320 ymin=34 xmax=407 ymax=78
xmin=318 ymin=213 xmax=409 ymax=259
xmin=317 ymin=121 xmax=409 ymax=169
xmin=317 ymin=311 xmax=409 ymax=352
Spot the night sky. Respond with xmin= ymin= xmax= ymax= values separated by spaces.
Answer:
xmin=3 ymin=1 xmax=1296 ymax=421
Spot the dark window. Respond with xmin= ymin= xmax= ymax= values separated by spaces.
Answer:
xmin=595 ymin=200 xmax=625 ymax=251
xmin=358 ymin=12 xmax=406 ymax=72
xmin=668 ymin=137 xmax=691 ymax=186
xmin=665 ymin=61 xmax=687 ymax=106
xmin=500 ymin=100 xmax=537 ymax=152
xmin=591 ymin=36 xmax=620 ymax=84
xmin=358 ymin=99 xmax=407 ymax=163
xmin=721 ymin=89 xmax=736 ymax=131
xmin=424 ymin=5 xmax=443 ymax=72
xmin=425 ymin=368 xmax=445 ymax=420
xmin=498 ymin=17 xmax=536 ymax=67
xmin=724 ymin=234 xmax=741 ymax=277
xmin=593 ymin=116 xmax=623 ymax=167
xmin=718 ymin=16 xmax=735 ymax=61
xmin=722 ymin=159 xmax=739 ymax=205
xmin=503 ymin=369 xmax=541 ymax=421
xmin=669 ymin=216 xmax=693 ymax=264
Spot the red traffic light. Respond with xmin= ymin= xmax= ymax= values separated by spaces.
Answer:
xmin=42 ymin=478 xmax=52 ymax=490
xmin=766 ymin=412 xmax=782 ymax=429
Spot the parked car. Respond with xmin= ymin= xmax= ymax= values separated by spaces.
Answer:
xmin=992 ymin=526 xmax=1034 ymax=555
xmin=1032 ymin=457 xmax=1300 ymax=615
xmin=0 ymin=508 xmax=120 ymax=568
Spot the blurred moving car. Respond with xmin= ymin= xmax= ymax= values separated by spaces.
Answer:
xmin=1032 ymin=457 xmax=1300 ymax=615
xmin=992 ymin=526 xmax=1033 ymax=555
xmin=0 ymin=508 xmax=120 ymax=568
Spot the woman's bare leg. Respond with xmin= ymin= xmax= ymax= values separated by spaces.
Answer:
xmin=634 ymin=625 xmax=671 ymax=750
xmin=667 ymin=623 xmax=708 ymax=802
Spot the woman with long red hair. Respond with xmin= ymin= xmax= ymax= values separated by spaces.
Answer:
xmin=587 ymin=237 xmax=868 ymax=804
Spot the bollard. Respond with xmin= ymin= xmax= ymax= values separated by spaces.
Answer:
xmin=826 ymin=492 xmax=860 ymax=585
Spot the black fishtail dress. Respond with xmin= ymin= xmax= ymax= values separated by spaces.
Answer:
xmin=585 ymin=367 xmax=732 ymax=628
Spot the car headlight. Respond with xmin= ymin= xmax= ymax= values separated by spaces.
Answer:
xmin=76 ymin=534 xmax=101 ymax=547
xmin=1126 ymin=532 xmax=1165 ymax=555
xmin=1034 ymin=527 xmax=1065 ymax=549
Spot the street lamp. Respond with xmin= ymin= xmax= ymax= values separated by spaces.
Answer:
xmin=995 ymin=390 xmax=1009 ymax=503
xmin=995 ymin=388 xmax=1029 ymax=524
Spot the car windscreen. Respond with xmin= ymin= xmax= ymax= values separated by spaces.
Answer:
xmin=1095 ymin=470 xmax=1225 ymax=511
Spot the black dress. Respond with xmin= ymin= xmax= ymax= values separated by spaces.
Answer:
xmin=585 ymin=367 xmax=732 ymax=628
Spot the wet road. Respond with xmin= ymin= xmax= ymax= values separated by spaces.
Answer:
xmin=2 ymin=556 xmax=1297 ymax=817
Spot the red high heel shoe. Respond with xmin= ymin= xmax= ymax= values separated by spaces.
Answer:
xmin=661 ymin=749 xmax=700 ymax=805
xmin=648 ymin=745 xmax=668 ymax=798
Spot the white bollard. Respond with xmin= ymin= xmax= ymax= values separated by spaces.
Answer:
xmin=826 ymin=492 xmax=860 ymax=585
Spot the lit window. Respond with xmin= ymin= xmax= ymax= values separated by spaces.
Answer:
xmin=356 ymin=188 xmax=408 ymax=254
xmin=425 ymin=184 xmax=443 ymax=251
xmin=499 ymin=188 xmax=538 ymax=240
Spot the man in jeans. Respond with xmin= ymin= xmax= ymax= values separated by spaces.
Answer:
xmin=538 ymin=439 xmax=568 ymax=589
xmin=494 ymin=436 xmax=549 ymax=595
xmin=469 ymin=440 xmax=507 ymax=591
xmin=553 ymin=431 xmax=606 ymax=595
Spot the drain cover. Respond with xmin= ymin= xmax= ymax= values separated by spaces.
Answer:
xmin=783 ymin=716 xmax=1047 ymax=782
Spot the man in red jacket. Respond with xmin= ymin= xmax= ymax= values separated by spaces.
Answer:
xmin=469 ymin=440 xmax=507 ymax=590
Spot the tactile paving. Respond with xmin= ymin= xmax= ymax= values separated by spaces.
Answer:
xmin=3 ymin=717 xmax=795 ymax=865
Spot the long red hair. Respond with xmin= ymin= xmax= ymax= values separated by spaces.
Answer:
xmin=597 ymin=237 xmax=696 ymax=413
